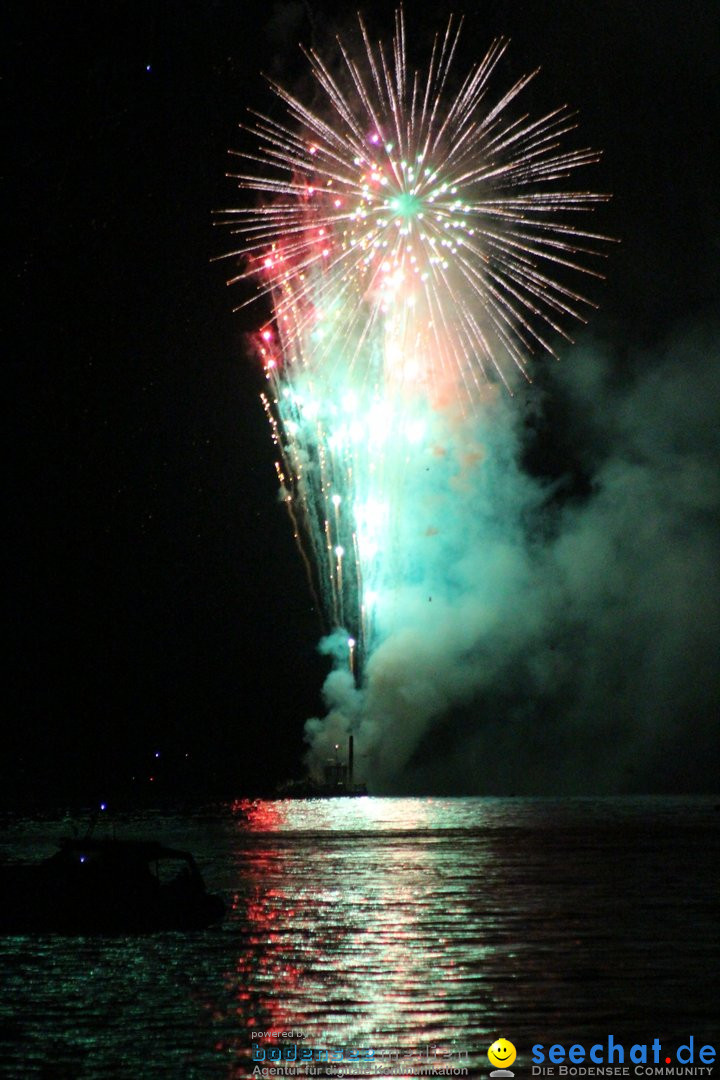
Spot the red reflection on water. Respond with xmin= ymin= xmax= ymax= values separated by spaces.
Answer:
xmin=224 ymin=812 xmax=307 ymax=1072
xmin=231 ymin=799 xmax=288 ymax=832
xmin=220 ymin=798 xmax=484 ymax=1077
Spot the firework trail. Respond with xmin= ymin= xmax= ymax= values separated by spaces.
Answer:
xmin=218 ymin=12 xmax=610 ymax=774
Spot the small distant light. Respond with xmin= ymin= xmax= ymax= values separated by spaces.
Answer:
xmin=348 ymin=637 xmax=356 ymax=648
xmin=146 ymin=64 xmax=152 ymax=72
xmin=100 ymin=802 xmax=107 ymax=811
xmin=334 ymin=545 xmax=344 ymax=557
xmin=80 ymin=856 xmax=86 ymax=864
xmin=261 ymin=329 xmax=272 ymax=342
xmin=154 ymin=751 xmax=160 ymax=759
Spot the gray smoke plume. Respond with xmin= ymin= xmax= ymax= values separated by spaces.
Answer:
xmin=305 ymin=321 xmax=720 ymax=794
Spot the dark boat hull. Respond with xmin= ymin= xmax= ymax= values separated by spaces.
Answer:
xmin=0 ymin=840 xmax=225 ymax=934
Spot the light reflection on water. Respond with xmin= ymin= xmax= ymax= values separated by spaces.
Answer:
xmin=0 ymin=797 xmax=717 ymax=1078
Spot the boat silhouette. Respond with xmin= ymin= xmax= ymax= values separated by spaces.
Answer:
xmin=0 ymin=835 xmax=225 ymax=934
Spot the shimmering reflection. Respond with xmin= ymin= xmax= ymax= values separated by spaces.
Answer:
xmin=220 ymin=798 xmax=719 ymax=1078
xmin=228 ymin=799 xmax=492 ymax=1077
xmin=0 ymin=798 xmax=717 ymax=1079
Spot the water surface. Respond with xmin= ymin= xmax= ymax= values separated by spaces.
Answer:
xmin=1 ymin=797 xmax=717 ymax=1078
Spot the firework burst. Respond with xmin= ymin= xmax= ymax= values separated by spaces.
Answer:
xmin=217 ymin=12 xmax=611 ymax=677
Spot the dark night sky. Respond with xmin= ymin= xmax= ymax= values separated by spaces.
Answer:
xmin=6 ymin=2 xmax=719 ymax=803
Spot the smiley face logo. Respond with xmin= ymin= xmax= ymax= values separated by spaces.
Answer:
xmin=488 ymin=1039 xmax=517 ymax=1071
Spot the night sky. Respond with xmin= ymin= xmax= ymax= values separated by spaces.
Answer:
xmin=7 ymin=2 xmax=719 ymax=804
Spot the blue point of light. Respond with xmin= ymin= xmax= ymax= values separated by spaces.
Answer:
xmin=100 ymin=802 xmax=107 ymax=811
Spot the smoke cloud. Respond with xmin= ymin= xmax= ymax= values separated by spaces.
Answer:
xmin=305 ymin=321 xmax=720 ymax=794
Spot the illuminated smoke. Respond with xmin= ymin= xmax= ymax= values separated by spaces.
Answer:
xmin=219 ymin=12 xmax=612 ymax=784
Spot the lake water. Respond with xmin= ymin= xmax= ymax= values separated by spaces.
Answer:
xmin=0 ymin=797 xmax=718 ymax=1078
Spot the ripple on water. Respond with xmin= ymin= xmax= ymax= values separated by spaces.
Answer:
xmin=0 ymin=797 xmax=717 ymax=1078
